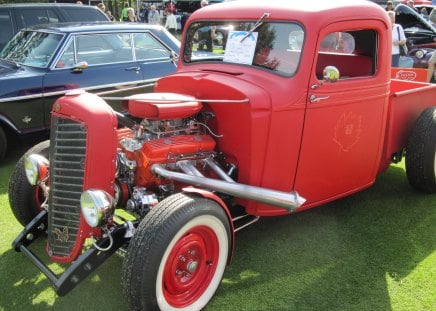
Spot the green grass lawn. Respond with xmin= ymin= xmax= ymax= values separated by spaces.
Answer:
xmin=0 ymin=145 xmax=434 ymax=311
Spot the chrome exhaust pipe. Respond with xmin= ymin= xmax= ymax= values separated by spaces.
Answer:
xmin=151 ymin=163 xmax=306 ymax=211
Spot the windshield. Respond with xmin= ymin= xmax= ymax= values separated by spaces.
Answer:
xmin=0 ymin=31 xmax=63 ymax=68
xmin=183 ymin=21 xmax=304 ymax=76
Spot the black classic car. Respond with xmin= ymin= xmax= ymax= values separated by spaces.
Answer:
xmin=0 ymin=3 xmax=110 ymax=51
xmin=395 ymin=3 xmax=435 ymax=68
xmin=0 ymin=22 xmax=180 ymax=160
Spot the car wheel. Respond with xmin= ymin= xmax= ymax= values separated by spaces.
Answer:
xmin=122 ymin=193 xmax=231 ymax=311
xmin=0 ymin=126 xmax=6 ymax=160
xmin=8 ymin=140 xmax=50 ymax=226
xmin=405 ymin=107 xmax=436 ymax=193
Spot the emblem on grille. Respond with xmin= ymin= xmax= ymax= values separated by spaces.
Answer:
xmin=54 ymin=227 xmax=69 ymax=243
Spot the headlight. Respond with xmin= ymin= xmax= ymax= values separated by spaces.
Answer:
xmin=80 ymin=190 xmax=114 ymax=228
xmin=24 ymin=154 xmax=49 ymax=185
xmin=415 ymin=50 xmax=425 ymax=59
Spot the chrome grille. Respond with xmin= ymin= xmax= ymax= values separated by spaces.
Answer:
xmin=47 ymin=116 xmax=86 ymax=258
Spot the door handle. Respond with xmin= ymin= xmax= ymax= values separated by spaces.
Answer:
xmin=309 ymin=94 xmax=330 ymax=103
xmin=125 ymin=66 xmax=141 ymax=72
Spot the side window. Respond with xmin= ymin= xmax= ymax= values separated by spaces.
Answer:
xmin=316 ymin=29 xmax=377 ymax=80
xmin=56 ymin=39 xmax=75 ymax=68
xmin=18 ymin=9 xmax=51 ymax=27
xmin=62 ymin=8 xmax=108 ymax=22
xmin=47 ymin=9 xmax=61 ymax=23
xmin=133 ymin=33 xmax=171 ymax=60
xmin=0 ymin=9 xmax=14 ymax=50
xmin=75 ymin=33 xmax=133 ymax=66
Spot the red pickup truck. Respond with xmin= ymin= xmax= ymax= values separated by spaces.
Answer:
xmin=9 ymin=0 xmax=435 ymax=310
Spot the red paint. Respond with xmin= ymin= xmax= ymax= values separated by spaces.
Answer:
xmin=163 ymin=225 xmax=219 ymax=307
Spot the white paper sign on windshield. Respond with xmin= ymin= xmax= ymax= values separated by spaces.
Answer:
xmin=223 ymin=31 xmax=258 ymax=65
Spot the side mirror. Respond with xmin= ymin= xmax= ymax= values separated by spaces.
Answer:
xmin=323 ymin=66 xmax=340 ymax=82
xmin=72 ymin=61 xmax=89 ymax=73
xmin=170 ymin=51 xmax=178 ymax=67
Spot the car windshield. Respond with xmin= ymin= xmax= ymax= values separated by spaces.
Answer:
xmin=0 ymin=30 xmax=63 ymax=68
xmin=183 ymin=21 xmax=304 ymax=77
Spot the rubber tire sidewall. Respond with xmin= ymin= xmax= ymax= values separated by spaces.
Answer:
xmin=122 ymin=193 xmax=231 ymax=311
xmin=8 ymin=140 xmax=50 ymax=226
xmin=405 ymin=107 xmax=436 ymax=193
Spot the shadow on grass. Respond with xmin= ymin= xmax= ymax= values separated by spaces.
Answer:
xmin=0 ymin=239 xmax=126 ymax=310
xmin=207 ymin=165 xmax=435 ymax=310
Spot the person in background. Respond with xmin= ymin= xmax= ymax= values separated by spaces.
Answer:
xmin=197 ymin=0 xmax=216 ymax=51
xmin=165 ymin=8 xmax=177 ymax=35
xmin=420 ymin=7 xmax=429 ymax=21
xmin=427 ymin=52 xmax=436 ymax=83
xmin=406 ymin=0 xmax=418 ymax=13
xmin=120 ymin=2 xmax=130 ymax=21
xmin=385 ymin=1 xmax=394 ymax=11
xmin=126 ymin=7 xmax=137 ymax=22
xmin=200 ymin=0 xmax=208 ymax=8
xmin=106 ymin=10 xmax=115 ymax=21
xmin=166 ymin=1 xmax=176 ymax=14
xmin=76 ymin=1 xmax=83 ymax=4
xmin=148 ymin=5 xmax=160 ymax=25
xmin=427 ymin=9 xmax=436 ymax=82
xmin=97 ymin=3 xmax=111 ymax=20
xmin=139 ymin=2 xmax=149 ymax=23
xmin=388 ymin=11 xmax=406 ymax=67
xmin=430 ymin=8 xmax=436 ymax=28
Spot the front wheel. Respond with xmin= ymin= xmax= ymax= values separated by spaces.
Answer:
xmin=405 ymin=107 xmax=436 ymax=193
xmin=122 ymin=193 xmax=231 ymax=311
xmin=8 ymin=140 xmax=50 ymax=226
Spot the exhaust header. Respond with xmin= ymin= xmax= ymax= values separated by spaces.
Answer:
xmin=151 ymin=163 xmax=306 ymax=211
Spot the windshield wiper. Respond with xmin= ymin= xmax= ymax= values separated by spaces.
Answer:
xmin=240 ymin=12 xmax=270 ymax=43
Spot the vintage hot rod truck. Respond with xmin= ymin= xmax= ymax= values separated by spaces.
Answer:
xmin=8 ymin=0 xmax=436 ymax=310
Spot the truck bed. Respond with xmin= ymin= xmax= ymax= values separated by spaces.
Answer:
xmin=380 ymin=79 xmax=436 ymax=171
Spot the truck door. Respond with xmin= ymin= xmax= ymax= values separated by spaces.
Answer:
xmin=294 ymin=24 xmax=390 ymax=206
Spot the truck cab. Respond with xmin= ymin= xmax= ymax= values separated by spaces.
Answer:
xmin=155 ymin=0 xmax=392 ymax=213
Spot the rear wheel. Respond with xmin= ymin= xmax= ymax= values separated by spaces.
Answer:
xmin=8 ymin=140 xmax=50 ymax=226
xmin=405 ymin=107 xmax=436 ymax=193
xmin=122 ymin=193 xmax=231 ymax=311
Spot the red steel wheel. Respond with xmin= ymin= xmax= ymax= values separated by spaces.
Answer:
xmin=122 ymin=193 xmax=231 ymax=311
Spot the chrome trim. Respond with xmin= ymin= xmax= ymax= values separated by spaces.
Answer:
xmin=99 ymin=96 xmax=249 ymax=103
xmin=0 ymin=79 xmax=157 ymax=103
xmin=96 ymin=83 xmax=155 ymax=96
xmin=0 ymin=93 xmax=44 ymax=102
xmin=151 ymin=163 xmax=306 ymax=211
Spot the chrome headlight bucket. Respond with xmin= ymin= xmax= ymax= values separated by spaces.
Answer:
xmin=415 ymin=50 xmax=425 ymax=59
xmin=24 ymin=154 xmax=49 ymax=185
xmin=80 ymin=190 xmax=115 ymax=228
